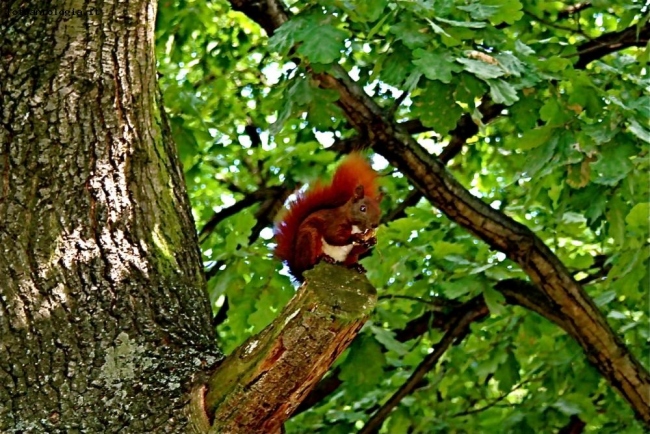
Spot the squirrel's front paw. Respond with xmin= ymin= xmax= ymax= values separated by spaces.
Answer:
xmin=349 ymin=263 xmax=367 ymax=274
xmin=362 ymin=236 xmax=377 ymax=247
xmin=321 ymin=255 xmax=337 ymax=264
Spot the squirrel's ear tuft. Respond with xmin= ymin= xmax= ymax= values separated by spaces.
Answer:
xmin=354 ymin=185 xmax=365 ymax=200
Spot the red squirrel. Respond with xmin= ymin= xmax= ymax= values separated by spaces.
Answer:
xmin=274 ymin=153 xmax=382 ymax=281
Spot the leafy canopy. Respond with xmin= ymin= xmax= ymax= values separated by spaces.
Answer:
xmin=156 ymin=0 xmax=649 ymax=432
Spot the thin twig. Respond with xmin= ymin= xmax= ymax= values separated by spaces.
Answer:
xmin=388 ymin=90 xmax=409 ymax=117
xmin=451 ymin=378 xmax=536 ymax=417
xmin=378 ymin=294 xmax=448 ymax=309
xmin=358 ymin=297 xmax=488 ymax=434
xmin=199 ymin=186 xmax=281 ymax=241
xmin=523 ymin=9 xmax=591 ymax=37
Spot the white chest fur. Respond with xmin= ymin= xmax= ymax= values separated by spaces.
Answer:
xmin=321 ymin=225 xmax=361 ymax=262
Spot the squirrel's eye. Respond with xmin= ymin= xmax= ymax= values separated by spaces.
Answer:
xmin=360 ymin=205 xmax=367 ymax=212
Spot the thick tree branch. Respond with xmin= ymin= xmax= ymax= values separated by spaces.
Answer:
xmin=394 ymin=279 xmax=566 ymax=344
xmin=382 ymin=99 xmax=504 ymax=222
xmin=575 ymin=21 xmax=650 ymax=68
xmin=202 ymin=263 xmax=377 ymax=432
xmin=230 ymin=0 xmax=289 ymax=35
xmin=294 ymin=367 xmax=343 ymax=415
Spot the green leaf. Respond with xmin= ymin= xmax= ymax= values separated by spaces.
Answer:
xmin=385 ymin=407 xmax=411 ymax=434
xmin=608 ymin=310 xmax=627 ymax=319
xmin=248 ymin=290 xmax=280 ymax=332
xmin=224 ymin=212 xmax=255 ymax=252
xmin=339 ymin=336 xmax=385 ymax=389
xmin=567 ymin=73 xmax=603 ymax=116
xmin=474 ymin=356 xmax=501 ymax=380
xmin=270 ymin=98 xmax=293 ymax=134
xmin=553 ymin=398 xmax=581 ymax=416
xmin=590 ymin=142 xmax=636 ymax=186
xmin=515 ymin=40 xmax=536 ymax=55
xmin=515 ymin=126 xmax=555 ymax=151
xmin=170 ymin=116 xmax=199 ymax=168
xmin=411 ymin=81 xmax=463 ymax=134
xmin=413 ymin=49 xmax=462 ymax=83
xmin=440 ymin=276 xmax=485 ymax=299
xmin=494 ymin=351 xmax=520 ymax=392
xmin=540 ymin=98 xmax=573 ymax=126
xmin=487 ymin=79 xmax=519 ymax=105
xmin=307 ymin=87 xmax=343 ymax=128
xmin=593 ymin=290 xmax=617 ymax=307
xmin=434 ymin=16 xmax=486 ymax=28
xmin=625 ymin=203 xmax=650 ymax=232
xmin=543 ymin=56 xmax=572 ymax=72
xmin=628 ymin=119 xmax=650 ymax=143
xmin=353 ymin=0 xmax=389 ymax=22
xmin=457 ymin=2 xmax=500 ymax=20
xmin=454 ymin=72 xmax=487 ymax=108
xmin=612 ymin=253 xmax=648 ymax=293
xmin=268 ymin=18 xmax=307 ymax=55
xmin=584 ymin=193 xmax=608 ymax=227
xmin=390 ymin=16 xmax=430 ymax=48
xmin=457 ymin=57 xmax=505 ymax=80
xmin=484 ymin=285 xmax=506 ymax=315
xmin=379 ymin=43 xmax=415 ymax=86
xmin=510 ymin=95 xmax=542 ymax=131
xmin=495 ymin=52 xmax=525 ymax=77
xmin=606 ymin=196 xmax=628 ymax=246
xmin=424 ymin=17 xmax=451 ymax=37
xmin=483 ymin=0 xmax=523 ymax=24
xmin=521 ymin=134 xmax=558 ymax=177
xmin=297 ymin=25 xmax=348 ymax=64
xmin=371 ymin=325 xmax=409 ymax=355
xmin=288 ymin=77 xmax=315 ymax=106
xmin=430 ymin=240 xmax=466 ymax=259
xmin=630 ymin=95 xmax=650 ymax=119
xmin=609 ymin=249 xmax=643 ymax=280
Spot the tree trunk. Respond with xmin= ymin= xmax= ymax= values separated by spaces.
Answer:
xmin=0 ymin=1 xmax=220 ymax=431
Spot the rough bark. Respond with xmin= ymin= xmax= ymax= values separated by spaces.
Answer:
xmin=203 ymin=263 xmax=377 ymax=433
xmin=227 ymin=0 xmax=650 ymax=425
xmin=0 ymin=1 xmax=219 ymax=432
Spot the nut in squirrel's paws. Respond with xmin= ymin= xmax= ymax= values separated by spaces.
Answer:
xmin=353 ymin=228 xmax=377 ymax=244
